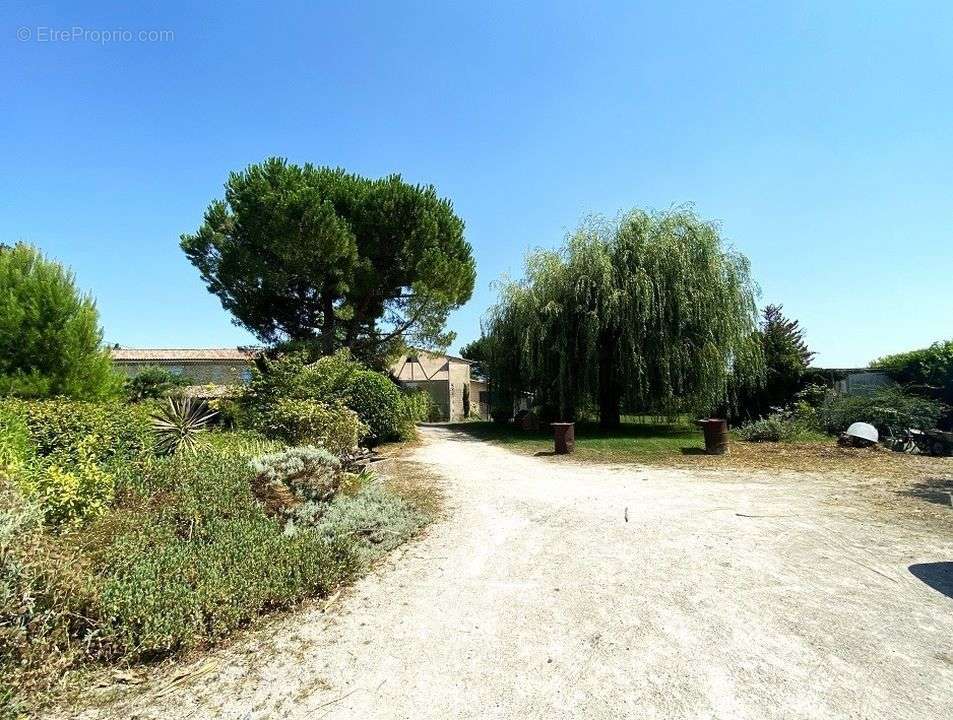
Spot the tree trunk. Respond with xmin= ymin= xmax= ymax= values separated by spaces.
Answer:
xmin=321 ymin=293 xmax=336 ymax=355
xmin=598 ymin=336 xmax=621 ymax=430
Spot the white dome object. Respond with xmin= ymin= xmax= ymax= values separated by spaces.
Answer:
xmin=846 ymin=422 xmax=879 ymax=443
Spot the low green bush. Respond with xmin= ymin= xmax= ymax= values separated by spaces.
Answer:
xmin=18 ymin=447 xmax=116 ymax=527
xmin=261 ymin=399 xmax=366 ymax=455
xmin=738 ymin=411 xmax=810 ymax=442
xmin=403 ymin=388 xmax=440 ymax=424
xmin=819 ymin=385 xmax=943 ymax=435
xmin=242 ymin=350 xmax=410 ymax=446
xmin=0 ymin=399 xmax=154 ymax=528
xmin=0 ymin=403 xmax=33 ymax=473
xmin=1 ymin=478 xmax=98 ymax=716
xmin=344 ymin=370 xmax=405 ymax=444
xmin=0 ymin=398 xmax=153 ymax=463
xmin=124 ymin=366 xmax=189 ymax=402
xmin=96 ymin=514 xmax=357 ymax=657
xmin=1 ymin=421 xmax=430 ymax=716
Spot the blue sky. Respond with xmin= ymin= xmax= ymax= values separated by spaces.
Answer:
xmin=2 ymin=1 xmax=950 ymax=367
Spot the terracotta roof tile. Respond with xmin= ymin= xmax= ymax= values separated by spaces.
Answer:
xmin=110 ymin=348 xmax=258 ymax=362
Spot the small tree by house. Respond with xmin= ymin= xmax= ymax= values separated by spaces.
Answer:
xmin=760 ymin=304 xmax=815 ymax=407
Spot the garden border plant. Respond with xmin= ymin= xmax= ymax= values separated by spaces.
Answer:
xmin=0 ymin=389 xmax=437 ymax=719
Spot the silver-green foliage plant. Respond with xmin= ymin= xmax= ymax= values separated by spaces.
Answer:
xmin=737 ymin=409 xmax=809 ymax=442
xmin=250 ymin=445 xmax=341 ymax=504
xmin=314 ymin=482 xmax=427 ymax=563
xmin=150 ymin=397 xmax=218 ymax=455
xmin=485 ymin=207 xmax=763 ymax=426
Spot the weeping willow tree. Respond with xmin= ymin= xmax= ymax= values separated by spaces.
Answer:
xmin=485 ymin=207 xmax=763 ymax=427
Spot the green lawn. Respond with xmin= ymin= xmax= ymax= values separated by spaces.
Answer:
xmin=447 ymin=418 xmax=705 ymax=461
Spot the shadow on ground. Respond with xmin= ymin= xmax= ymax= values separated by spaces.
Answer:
xmin=897 ymin=477 xmax=953 ymax=507
xmin=445 ymin=421 xmax=696 ymax=442
xmin=909 ymin=562 xmax=953 ymax=599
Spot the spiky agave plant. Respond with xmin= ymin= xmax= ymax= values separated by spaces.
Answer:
xmin=151 ymin=397 xmax=218 ymax=455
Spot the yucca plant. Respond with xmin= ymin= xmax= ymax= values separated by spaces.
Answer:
xmin=150 ymin=397 xmax=218 ymax=455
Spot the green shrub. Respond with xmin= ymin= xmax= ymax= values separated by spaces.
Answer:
xmin=202 ymin=430 xmax=284 ymax=457
xmin=240 ymin=351 xmax=310 ymax=425
xmin=259 ymin=398 xmax=365 ymax=456
xmin=124 ymin=366 xmax=189 ymax=402
xmin=738 ymin=411 xmax=807 ymax=442
xmin=242 ymin=350 xmax=408 ymax=445
xmin=344 ymin=370 xmax=405 ymax=444
xmin=875 ymin=339 xmax=953 ymax=429
xmin=1 ymin=398 xmax=153 ymax=463
xmin=18 ymin=446 xmax=116 ymax=527
xmin=208 ymin=391 xmax=247 ymax=429
xmin=88 ymin=447 xmax=360 ymax=658
xmin=298 ymin=350 xmax=360 ymax=399
xmin=1 ymin=427 xmax=429 ymax=715
xmin=1 ymin=479 xmax=98 ymax=715
xmin=0 ymin=244 xmax=122 ymax=400
xmin=0 ymin=399 xmax=152 ymax=527
xmin=0 ymin=404 xmax=33 ymax=474
xmin=403 ymin=387 xmax=439 ymax=423
xmin=819 ymin=386 xmax=943 ymax=435
xmin=96 ymin=515 xmax=357 ymax=657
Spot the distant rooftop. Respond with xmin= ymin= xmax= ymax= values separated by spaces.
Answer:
xmin=110 ymin=347 xmax=258 ymax=362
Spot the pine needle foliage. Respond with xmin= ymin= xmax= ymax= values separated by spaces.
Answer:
xmin=0 ymin=244 xmax=120 ymax=400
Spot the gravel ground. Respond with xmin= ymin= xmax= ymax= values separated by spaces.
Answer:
xmin=69 ymin=427 xmax=953 ymax=720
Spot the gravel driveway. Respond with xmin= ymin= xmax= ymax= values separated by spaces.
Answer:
xmin=76 ymin=426 xmax=953 ymax=719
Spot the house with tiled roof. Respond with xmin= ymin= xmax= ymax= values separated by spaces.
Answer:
xmin=110 ymin=346 xmax=488 ymax=421
xmin=110 ymin=347 xmax=258 ymax=385
xmin=389 ymin=350 xmax=487 ymax=421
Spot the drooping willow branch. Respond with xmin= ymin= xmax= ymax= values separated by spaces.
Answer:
xmin=483 ymin=207 xmax=763 ymax=424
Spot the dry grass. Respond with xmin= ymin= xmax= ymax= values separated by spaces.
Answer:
xmin=378 ymin=456 xmax=445 ymax=520
xmin=451 ymin=420 xmax=953 ymax=489
xmin=670 ymin=439 xmax=953 ymax=483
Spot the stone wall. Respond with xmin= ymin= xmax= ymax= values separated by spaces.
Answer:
xmin=448 ymin=360 xmax=471 ymax=421
xmin=114 ymin=361 xmax=253 ymax=385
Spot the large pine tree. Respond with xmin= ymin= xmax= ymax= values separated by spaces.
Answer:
xmin=181 ymin=158 xmax=476 ymax=364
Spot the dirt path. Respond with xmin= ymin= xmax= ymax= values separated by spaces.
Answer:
xmin=75 ymin=427 xmax=953 ymax=719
